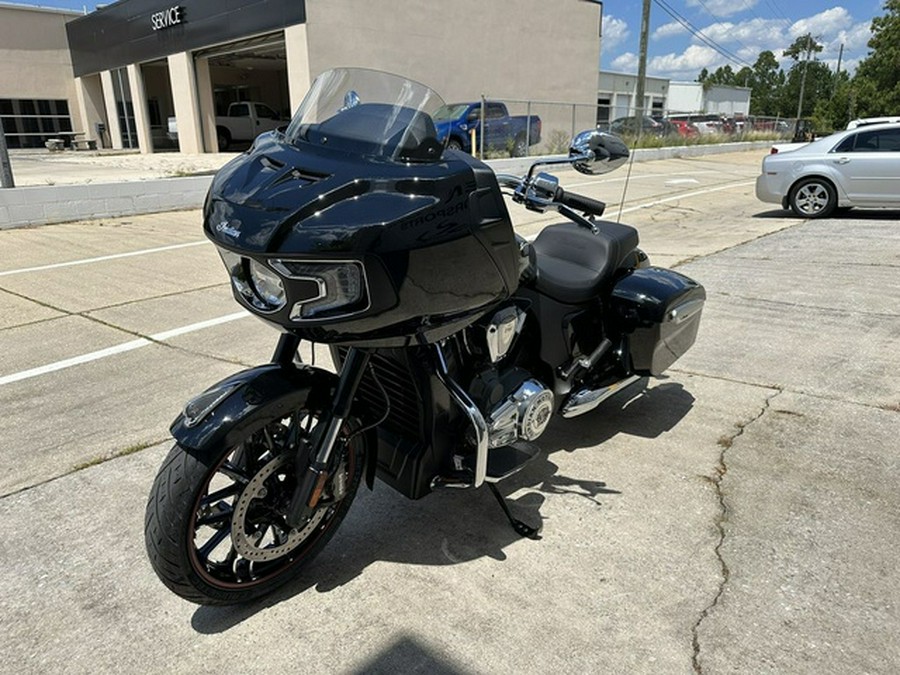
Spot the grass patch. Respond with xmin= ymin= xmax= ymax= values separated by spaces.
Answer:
xmin=71 ymin=439 xmax=161 ymax=472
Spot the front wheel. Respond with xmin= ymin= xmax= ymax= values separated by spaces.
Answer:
xmin=216 ymin=127 xmax=231 ymax=152
xmin=144 ymin=409 xmax=364 ymax=605
xmin=789 ymin=177 xmax=836 ymax=218
xmin=511 ymin=134 xmax=528 ymax=158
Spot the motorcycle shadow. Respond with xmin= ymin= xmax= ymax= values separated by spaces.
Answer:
xmin=191 ymin=378 xmax=694 ymax=632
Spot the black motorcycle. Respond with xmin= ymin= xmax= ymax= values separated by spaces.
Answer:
xmin=144 ymin=68 xmax=705 ymax=605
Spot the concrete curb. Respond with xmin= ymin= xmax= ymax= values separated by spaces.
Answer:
xmin=0 ymin=141 xmax=773 ymax=229
xmin=0 ymin=175 xmax=213 ymax=229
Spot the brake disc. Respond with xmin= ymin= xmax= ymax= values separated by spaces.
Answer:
xmin=230 ymin=453 xmax=326 ymax=562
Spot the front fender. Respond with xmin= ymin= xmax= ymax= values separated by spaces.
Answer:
xmin=171 ymin=363 xmax=337 ymax=454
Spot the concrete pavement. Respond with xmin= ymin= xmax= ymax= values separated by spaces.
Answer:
xmin=0 ymin=149 xmax=897 ymax=673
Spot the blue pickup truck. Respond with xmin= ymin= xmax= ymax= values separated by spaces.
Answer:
xmin=433 ymin=101 xmax=542 ymax=157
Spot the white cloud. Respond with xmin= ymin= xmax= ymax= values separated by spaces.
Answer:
xmin=647 ymin=45 xmax=723 ymax=79
xmin=606 ymin=5 xmax=873 ymax=79
xmin=601 ymin=15 xmax=630 ymax=54
xmin=653 ymin=21 xmax=688 ymax=40
xmin=790 ymin=7 xmax=852 ymax=39
xmin=831 ymin=22 xmax=872 ymax=54
xmin=610 ymin=52 xmax=639 ymax=73
xmin=699 ymin=18 xmax=785 ymax=48
xmin=686 ymin=0 xmax=757 ymax=18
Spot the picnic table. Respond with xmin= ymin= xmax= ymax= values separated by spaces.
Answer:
xmin=45 ymin=132 xmax=97 ymax=151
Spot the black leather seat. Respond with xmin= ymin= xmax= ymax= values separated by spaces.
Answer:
xmin=531 ymin=221 xmax=639 ymax=304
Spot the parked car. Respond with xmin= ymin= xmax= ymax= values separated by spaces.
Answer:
xmin=433 ymin=101 xmax=541 ymax=156
xmin=668 ymin=119 xmax=699 ymax=138
xmin=669 ymin=114 xmax=723 ymax=135
xmin=609 ymin=115 xmax=671 ymax=138
xmin=756 ymin=122 xmax=900 ymax=217
xmin=167 ymin=101 xmax=289 ymax=151
xmin=847 ymin=116 xmax=900 ymax=129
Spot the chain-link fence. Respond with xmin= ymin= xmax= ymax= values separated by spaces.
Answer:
xmin=459 ymin=97 xmax=799 ymax=160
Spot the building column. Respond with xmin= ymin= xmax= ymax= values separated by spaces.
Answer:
xmin=167 ymin=51 xmax=204 ymax=154
xmin=74 ymin=75 xmax=106 ymax=147
xmin=194 ymin=57 xmax=217 ymax=153
xmin=99 ymin=70 xmax=123 ymax=150
xmin=284 ymin=23 xmax=311 ymax=113
xmin=126 ymin=64 xmax=154 ymax=154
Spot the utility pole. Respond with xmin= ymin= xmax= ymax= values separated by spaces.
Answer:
xmin=634 ymin=0 xmax=651 ymax=139
xmin=835 ymin=43 xmax=844 ymax=78
xmin=0 ymin=118 xmax=14 ymax=189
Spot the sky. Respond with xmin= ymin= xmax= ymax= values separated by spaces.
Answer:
xmin=8 ymin=0 xmax=885 ymax=83
xmin=600 ymin=0 xmax=883 ymax=81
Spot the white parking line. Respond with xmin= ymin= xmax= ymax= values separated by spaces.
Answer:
xmin=564 ymin=170 xmax=720 ymax=189
xmin=615 ymin=179 xmax=755 ymax=216
xmin=0 ymin=311 xmax=249 ymax=387
xmin=524 ymin=180 xmax=756 ymax=240
xmin=0 ymin=241 xmax=209 ymax=277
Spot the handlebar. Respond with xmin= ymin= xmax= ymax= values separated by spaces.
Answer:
xmin=554 ymin=188 xmax=606 ymax=217
xmin=495 ymin=171 xmax=606 ymax=221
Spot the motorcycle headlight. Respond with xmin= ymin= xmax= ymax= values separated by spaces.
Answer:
xmin=270 ymin=260 xmax=367 ymax=320
xmin=218 ymin=249 xmax=286 ymax=313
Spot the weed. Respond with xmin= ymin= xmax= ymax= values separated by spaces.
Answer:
xmin=71 ymin=439 xmax=159 ymax=472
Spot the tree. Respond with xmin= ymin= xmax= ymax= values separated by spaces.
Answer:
xmin=783 ymin=33 xmax=825 ymax=120
xmin=853 ymin=0 xmax=900 ymax=116
xmin=810 ymin=70 xmax=853 ymax=131
xmin=781 ymin=60 xmax=833 ymax=118
xmin=750 ymin=50 xmax=784 ymax=116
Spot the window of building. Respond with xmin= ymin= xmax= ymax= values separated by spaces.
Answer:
xmin=111 ymin=68 xmax=138 ymax=149
xmin=0 ymin=98 xmax=73 ymax=148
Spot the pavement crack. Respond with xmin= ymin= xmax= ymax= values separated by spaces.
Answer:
xmin=706 ymin=292 xmax=900 ymax=319
xmin=671 ymin=368 xmax=892 ymax=412
xmin=691 ymin=388 xmax=782 ymax=674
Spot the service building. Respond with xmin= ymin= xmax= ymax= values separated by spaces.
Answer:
xmin=1 ymin=0 xmax=603 ymax=154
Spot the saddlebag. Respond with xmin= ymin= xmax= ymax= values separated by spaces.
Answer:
xmin=609 ymin=267 xmax=706 ymax=376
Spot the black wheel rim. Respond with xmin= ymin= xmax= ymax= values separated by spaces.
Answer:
xmin=187 ymin=410 xmax=355 ymax=590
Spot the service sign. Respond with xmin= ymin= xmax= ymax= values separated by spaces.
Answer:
xmin=151 ymin=6 xmax=184 ymax=31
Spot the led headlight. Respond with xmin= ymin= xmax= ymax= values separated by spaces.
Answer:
xmin=248 ymin=259 xmax=286 ymax=309
xmin=270 ymin=260 xmax=367 ymax=320
xmin=217 ymin=249 xmax=286 ymax=313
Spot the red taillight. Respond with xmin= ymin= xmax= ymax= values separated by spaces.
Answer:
xmin=770 ymin=148 xmax=779 ymax=154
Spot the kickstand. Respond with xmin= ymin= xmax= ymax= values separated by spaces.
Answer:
xmin=487 ymin=483 xmax=542 ymax=540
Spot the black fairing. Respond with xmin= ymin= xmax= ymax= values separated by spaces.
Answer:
xmin=205 ymin=131 xmax=519 ymax=347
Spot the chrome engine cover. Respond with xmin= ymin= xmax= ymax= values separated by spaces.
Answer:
xmin=486 ymin=379 xmax=554 ymax=448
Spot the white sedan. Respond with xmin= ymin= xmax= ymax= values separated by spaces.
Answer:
xmin=756 ymin=122 xmax=900 ymax=218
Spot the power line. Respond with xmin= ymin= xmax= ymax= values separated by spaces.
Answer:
xmin=689 ymin=0 xmax=758 ymax=60
xmin=652 ymin=0 xmax=754 ymax=69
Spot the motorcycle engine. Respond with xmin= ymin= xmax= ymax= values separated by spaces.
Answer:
xmin=466 ymin=305 xmax=554 ymax=448
xmin=470 ymin=368 xmax=554 ymax=449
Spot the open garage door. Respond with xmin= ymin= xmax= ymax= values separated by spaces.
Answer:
xmin=195 ymin=32 xmax=290 ymax=151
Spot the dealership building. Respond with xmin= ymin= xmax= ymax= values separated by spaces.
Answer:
xmin=0 ymin=0 xmax=603 ymax=154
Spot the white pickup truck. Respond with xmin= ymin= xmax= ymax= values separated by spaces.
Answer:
xmin=167 ymin=101 xmax=288 ymax=151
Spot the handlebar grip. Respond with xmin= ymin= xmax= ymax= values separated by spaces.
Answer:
xmin=556 ymin=188 xmax=606 ymax=217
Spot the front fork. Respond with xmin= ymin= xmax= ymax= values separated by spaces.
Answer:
xmin=279 ymin=334 xmax=370 ymax=528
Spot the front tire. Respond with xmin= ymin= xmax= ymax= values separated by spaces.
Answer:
xmin=144 ymin=409 xmax=365 ymax=605
xmin=216 ymin=127 xmax=231 ymax=152
xmin=789 ymin=177 xmax=836 ymax=218
xmin=512 ymin=133 xmax=527 ymax=158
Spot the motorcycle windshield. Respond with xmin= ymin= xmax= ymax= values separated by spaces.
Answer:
xmin=284 ymin=68 xmax=447 ymax=163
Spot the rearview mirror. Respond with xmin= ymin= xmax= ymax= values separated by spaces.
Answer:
xmin=569 ymin=130 xmax=629 ymax=175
